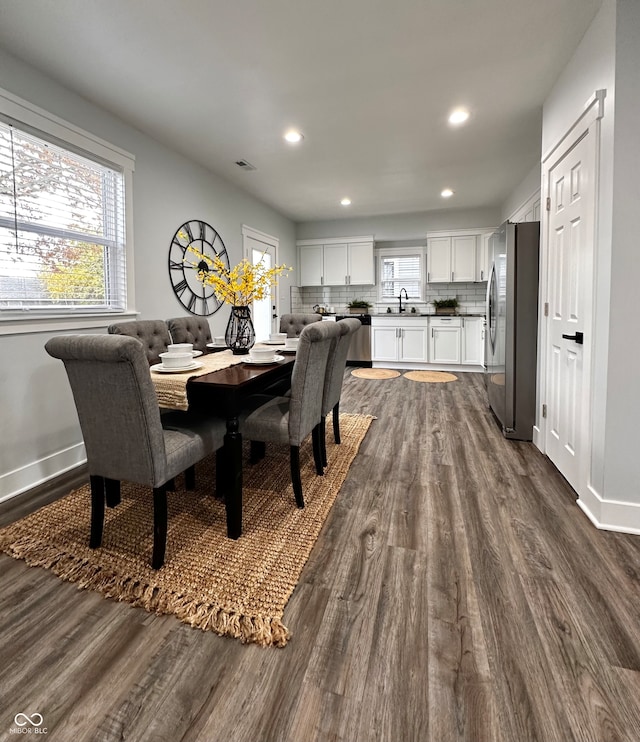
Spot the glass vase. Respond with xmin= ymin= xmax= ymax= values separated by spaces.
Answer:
xmin=225 ymin=305 xmax=255 ymax=355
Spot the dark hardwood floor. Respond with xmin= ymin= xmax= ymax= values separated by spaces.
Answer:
xmin=1 ymin=371 xmax=640 ymax=742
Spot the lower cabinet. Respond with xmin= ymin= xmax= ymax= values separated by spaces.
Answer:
xmin=372 ymin=319 xmax=428 ymax=362
xmin=429 ymin=317 xmax=461 ymax=364
xmin=372 ymin=316 xmax=485 ymax=367
xmin=461 ymin=316 xmax=484 ymax=365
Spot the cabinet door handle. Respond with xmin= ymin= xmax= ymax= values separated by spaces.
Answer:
xmin=481 ymin=270 xmax=484 ymax=281
xmin=427 ymin=272 xmax=430 ymax=282
xmin=451 ymin=272 xmax=454 ymax=281
xmin=321 ymin=276 xmax=324 ymax=285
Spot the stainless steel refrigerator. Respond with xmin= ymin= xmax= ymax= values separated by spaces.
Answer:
xmin=485 ymin=221 xmax=540 ymax=440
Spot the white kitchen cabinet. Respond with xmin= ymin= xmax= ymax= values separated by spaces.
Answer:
xmin=297 ymin=237 xmax=374 ymax=286
xmin=429 ymin=317 xmax=461 ymax=364
xmin=476 ymin=232 xmax=492 ymax=282
xmin=299 ymin=244 xmax=324 ymax=286
xmin=371 ymin=324 xmax=398 ymax=362
xmin=427 ymin=234 xmax=477 ymax=283
xmin=426 ymin=237 xmax=451 ymax=283
xmin=372 ymin=318 xmax=428 ymax=362
xmin=348 ymin=241 xmax=376 ymax=284
xmin=461 ymin=316 xmax=484 ymax=365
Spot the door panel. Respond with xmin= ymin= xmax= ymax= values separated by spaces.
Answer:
xmin=544 ymin=132 xmax=593 ymax=491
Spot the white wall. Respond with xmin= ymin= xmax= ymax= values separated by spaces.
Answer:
xmin=542 ymin=0 xmax=616 ymax=502
xmin=539 ymin=0 xmax=640 ymax=526
xmin=602 ymin=0 xmax=640 ymax=506
xmin=295 ymin=206 xmax=500 ymax=242
xmin=500 ymin=163 xmax=541 ymax=223
xmin=0 ymin=48 xmax=296 ymax=501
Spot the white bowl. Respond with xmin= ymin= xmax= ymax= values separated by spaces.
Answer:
xmin=159 ymin=351 xmax=194 ymax=368
xmin=249 ymin=347 xmax=276 ymax=362
xmin=167 ymin=343 xmax=193 ymax=354
xmin=269 ymin=332 xmax=287 ymax=343
xmin=284 ymin=337 xmax=300 ymax=350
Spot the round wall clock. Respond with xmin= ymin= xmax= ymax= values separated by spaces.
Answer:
xmin=168 ymin=219 xmax=229 ymax=316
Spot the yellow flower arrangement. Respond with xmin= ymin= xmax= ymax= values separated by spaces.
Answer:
xmin=184 ymin=242 xmax=291 ymax=306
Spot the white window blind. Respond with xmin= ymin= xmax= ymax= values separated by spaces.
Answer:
xmin=380 ymin=254 xmax=422 ymax=300
xmin=0 ymin=119 xmax=127 ymax=312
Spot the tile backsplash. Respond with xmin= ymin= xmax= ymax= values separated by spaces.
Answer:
xmin=291 ymin=282 xmax=487 ymax=315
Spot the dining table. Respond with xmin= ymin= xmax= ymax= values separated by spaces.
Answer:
xmin=151 ymin=349 xmax=296 ymax=538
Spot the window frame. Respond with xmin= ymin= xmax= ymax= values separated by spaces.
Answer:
xmin=0 ymin=86 xmax=136 ymax=336
xmin=377 ymin=246 xmax=426 ymax=304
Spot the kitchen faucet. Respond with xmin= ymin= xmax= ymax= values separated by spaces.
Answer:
xmin=398 ymin=288 xmax=409 ymax=313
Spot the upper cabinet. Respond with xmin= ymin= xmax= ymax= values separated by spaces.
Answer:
xmin=427 ymin=234 xmax=477 ymax=283
xmin=476 ymin=232 xmax=493 ymax=282
xmin=297 ymin=236 xmax=375 ymax=286
xmin=427 ymin=228 xmax=495 ymax=283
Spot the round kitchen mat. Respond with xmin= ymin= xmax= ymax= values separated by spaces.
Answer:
xmin=403 ymin=370 xmax=458 ymax=383
xmin=351 ymin=368 xmax=401 ymax=380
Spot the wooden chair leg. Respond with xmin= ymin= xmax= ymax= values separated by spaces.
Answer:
xmin=332 ymin=402 xmax=341 ymax=444
xmin=89 ymin=475 xmax=106 ymax=549
xmin=184 ymin=465 xmax=196 ymax=490
xmin=320 ymin=416 xmax=328 ymax=468
xmin=250 ymin=440 xmax=266 ymax=464
xmin=105 ymin=478 xmax=121 ymax=508
xmin=312 ymin=425 xmax=324 ymax=476
xmin=290 ymin=445 xmax=304 ymax=508
xmin=152 ymin=486 xmax=168 ymax=570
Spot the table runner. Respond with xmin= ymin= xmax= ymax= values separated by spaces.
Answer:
xmin=151 ymin=350 xmax=246 ymax=410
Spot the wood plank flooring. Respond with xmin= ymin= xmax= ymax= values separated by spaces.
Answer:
xmin=1 ymin=370 xmax=640 ymax=742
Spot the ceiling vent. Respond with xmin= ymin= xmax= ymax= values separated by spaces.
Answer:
xmin=235 ymin=159 xmax=256 ymax=171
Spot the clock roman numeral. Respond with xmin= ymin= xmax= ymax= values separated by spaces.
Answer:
xmin=169 ymin=260 xmax=184 ymax=271
xmin=184 ymin=222 xmax=194 ymax=242
xmin=173 ymin=278 xmax=188 ymax=296
xmin=187 ymin=293 xmax=197 ymax=312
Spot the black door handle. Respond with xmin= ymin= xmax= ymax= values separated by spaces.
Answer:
xmin=562 ymin=331 xmax=584 ymax=345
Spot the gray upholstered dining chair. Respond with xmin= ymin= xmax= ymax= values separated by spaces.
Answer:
xmin=279 ymin=313 xmax=322 ymax=338
xmin=45 ymin=333 xmax=226 ymax=569
xmin=319 ymin=318 xmax=362 ymax=467
xmin=167 ymin=316 xmax=212 ymax=352
xmin=107 ymin=319 xmax=171 ymax=365
xmin=241 ymin=320 xmax=342 ymax=508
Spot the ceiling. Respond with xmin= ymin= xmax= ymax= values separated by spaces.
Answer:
xmin=0 ymin=0 xmax=602 ymax=223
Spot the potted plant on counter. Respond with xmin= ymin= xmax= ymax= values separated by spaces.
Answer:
xmin=347 ymin=298 xmax=373 ymax=314
xmin=432 ymin=298 xmax=459 ymax=315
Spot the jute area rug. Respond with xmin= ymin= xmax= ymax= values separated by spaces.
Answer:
xmin=0 ymin=413 xmax=374 ymax=648
xmin=351 ymin=368 xmax=400 ymax=379
xmin=403 ymin=370 xmax=458 ymax=383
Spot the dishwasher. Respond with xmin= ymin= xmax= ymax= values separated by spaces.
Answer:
xmin=334 ymin=313 xmax=372 ymax=366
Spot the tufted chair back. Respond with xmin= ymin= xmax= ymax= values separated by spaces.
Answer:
xmin=167 ymin=316 xmax=212 ymax=352
xmin=107 ymin=320 xmax=171 ymax=365
xmin=279 ymin=313 xmax=322 ymax=338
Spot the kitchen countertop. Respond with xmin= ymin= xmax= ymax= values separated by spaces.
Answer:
xmin=370 ymin=312 xmax=485 ymax=318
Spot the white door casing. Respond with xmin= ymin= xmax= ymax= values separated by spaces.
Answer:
xmin=242 ymin=225 xmax=280 ymax=338
xmin=538 ymin=91 xmax=604 ymax=499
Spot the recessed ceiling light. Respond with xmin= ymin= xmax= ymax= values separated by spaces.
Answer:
xmin=340 ymin=197 xmax=352 ymax=206
xmin=441 ymin=188 xmax=454 ymax=198
xmin=448 ymin=108 xmax=470 ymax=125
xmin=284 ymin=129 xmax=304 ymax=143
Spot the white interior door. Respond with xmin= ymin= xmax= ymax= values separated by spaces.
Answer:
xmin=544 ymin=130 xmax=595 ymax=492
xmin=242 ymin=226 xmax=279 ymax=341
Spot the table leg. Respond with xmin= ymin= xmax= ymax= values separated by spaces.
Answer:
xmin=224 ymin=415 xmax=243 ymax=539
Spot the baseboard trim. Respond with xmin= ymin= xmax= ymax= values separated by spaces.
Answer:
xmin=577 ymin=485 xmax=640 ymax=535
xmin=0 ymin=442 xmax=86 ymax=504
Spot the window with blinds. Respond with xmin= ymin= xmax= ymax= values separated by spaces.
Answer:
xmin=380 ymin=253 xmax=423 ymax=300
xmin=0 ymin=120 xmax=127 ymax=312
